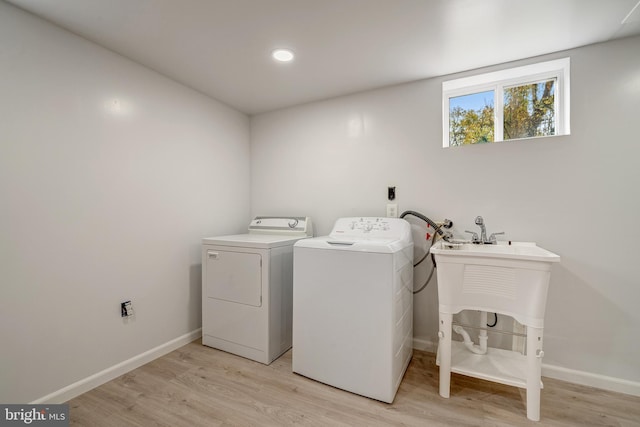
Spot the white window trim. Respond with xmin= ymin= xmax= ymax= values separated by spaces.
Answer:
xmin=442 ymin=57 xmax=570 ymax=147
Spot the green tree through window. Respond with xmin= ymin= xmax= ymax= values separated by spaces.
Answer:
xmin=504 ymin=79 xmax=555 ymax=140
xmin=449 ymin=99 xmax=495 ymax=146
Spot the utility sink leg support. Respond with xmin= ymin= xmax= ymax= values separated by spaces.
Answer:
xmin=438 ymin=312 xmax=453 ymax=398
xmin=526 ymin=326 xmax=543 ymax=422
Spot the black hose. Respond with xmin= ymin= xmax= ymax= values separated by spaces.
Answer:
xmin=413 ymin=223 xmax=442 ymax=267
xmin=400 ymin=210 xmax=450 ymax=236
xmin=487 ymin=313 xmax=498 ymax=327
xmin=400 ymin=210 xmax=449 ymax=294
xmin=412 ymin=264 xmax=435 ymax=294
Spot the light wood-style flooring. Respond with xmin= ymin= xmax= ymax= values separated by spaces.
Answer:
xmin=68 ymin=340 xmax=640 ymax=426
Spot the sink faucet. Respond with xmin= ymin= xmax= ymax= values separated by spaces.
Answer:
xmin=465 ymin=216 xmax=504 ymax=244
xmin=475 ymin=216 xmax=487 ymax=243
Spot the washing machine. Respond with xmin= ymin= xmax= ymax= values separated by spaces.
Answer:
xmin=292 ymin=217 xmax=413 ymax=403
xmin=202 ymin=216 xmax=312 ymax=364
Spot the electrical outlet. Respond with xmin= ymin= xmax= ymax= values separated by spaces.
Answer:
xmin=386 ymin=203 xmax=398 ymax=218
xmin=121 ymin=300 xmax=134 ymax=317
xmin=388 ymin=186 xmax=396 ymax=201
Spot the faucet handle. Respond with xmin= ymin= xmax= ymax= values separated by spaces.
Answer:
xmin=465 ymin=230 xmax=479 ymax=242
xmin=488 ymin=232 xmax=505 ymax=243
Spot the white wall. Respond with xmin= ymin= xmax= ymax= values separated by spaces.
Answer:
xmin=0 ymin=2 xmax=250 ymax=403
xmin=251 ymin=36 xmax=640 ymax=387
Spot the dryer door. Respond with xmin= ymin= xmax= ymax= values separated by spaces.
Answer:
xmin=205 ymin=249 xmax=262 ymax=307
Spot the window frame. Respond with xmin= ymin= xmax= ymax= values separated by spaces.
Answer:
xmin=442 ymin=57 xmax=570 ymax=148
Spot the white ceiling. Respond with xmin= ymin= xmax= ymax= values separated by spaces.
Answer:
xmin=7 ymin=0 xmax=640 ymax=115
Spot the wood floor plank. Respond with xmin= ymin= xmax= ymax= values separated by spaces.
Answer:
xmin=68 ymin=340 xmax=640 ymax=426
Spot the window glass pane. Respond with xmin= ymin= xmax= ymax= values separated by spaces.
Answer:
xmin=449 ymin=90 xmax=494 ymax=146
xmin=503 ymin=79 xmax=556 ymax=140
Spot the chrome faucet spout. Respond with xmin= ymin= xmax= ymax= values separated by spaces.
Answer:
xmin=474 ymin=216 xmax=487 ymax=243
xmin=471 ymin=216 xmax=503 ymax=244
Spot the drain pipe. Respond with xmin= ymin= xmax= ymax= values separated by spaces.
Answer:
xmin=453 ymin=324 xmax=488 ymax=355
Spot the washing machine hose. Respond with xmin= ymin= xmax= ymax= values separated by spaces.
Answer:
xmin=399 ymin=211 xmax=452 ymax=294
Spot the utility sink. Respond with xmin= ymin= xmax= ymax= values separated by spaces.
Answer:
xmin=430 ymin=240 xmax=560 ymax=328
xmin=432 ymin=239 xmax=560 ymax=421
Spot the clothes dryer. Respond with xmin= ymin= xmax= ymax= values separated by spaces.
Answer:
xmin=202 ymin=216 xmax=312 ymax=364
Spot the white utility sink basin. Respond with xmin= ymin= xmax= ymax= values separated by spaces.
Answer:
xmin=430 ymin=240 xmax=560 ymax=328
xmin=432 ymin=240 xmax=560 ymax=263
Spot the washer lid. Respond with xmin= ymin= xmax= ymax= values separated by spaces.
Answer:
xmin=202 ymin=233 xmax=309 ymax=249
xmin=294 ymin=217 xmax=412 ymax=253
xmin=294 ymin=236 xmax=411 ymax=253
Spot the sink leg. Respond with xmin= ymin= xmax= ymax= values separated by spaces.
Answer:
xmin=526 ymin=326 xmax=543 ymax=421
xmin=439 ymin=312 xmax=452 ymax=398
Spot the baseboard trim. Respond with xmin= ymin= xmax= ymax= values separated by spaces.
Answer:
xmin=412 ymin=337 xmax=640 ymax=397
xmin=541 ymin=363 xmax=640 ymax=397
xmin=31 ymin=328 xmax=202 ymax=404
xmin=413 ymin=337 xmax=438 ymax=354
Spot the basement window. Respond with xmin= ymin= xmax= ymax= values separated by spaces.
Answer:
xmin=442 ymin=57 xmax=570 ymax=147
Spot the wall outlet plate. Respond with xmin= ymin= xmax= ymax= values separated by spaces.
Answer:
xmin=386 ymin=203 xmax=398 ymax=218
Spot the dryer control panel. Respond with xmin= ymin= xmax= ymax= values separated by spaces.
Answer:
xmin=329 ymin=217 xmax=410 ymax=240
xmin=249 ymin=216 xmax=313 ymax=237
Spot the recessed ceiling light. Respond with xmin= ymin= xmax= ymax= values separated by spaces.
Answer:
xmin=272 ymin=48 xmax=294 ymax=62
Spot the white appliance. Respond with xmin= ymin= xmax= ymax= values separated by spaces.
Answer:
xmin=202 ymin=216 xmax=313 ymax=364
xmin=292 ymin=217 xmax=413 ymax=403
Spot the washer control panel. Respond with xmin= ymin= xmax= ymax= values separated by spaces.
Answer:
xmin=330 ymin=217 xmax=408 ymax=239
